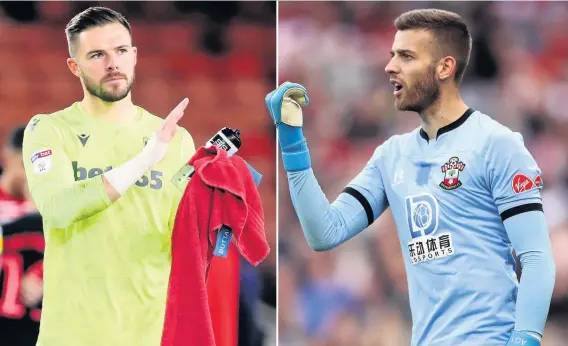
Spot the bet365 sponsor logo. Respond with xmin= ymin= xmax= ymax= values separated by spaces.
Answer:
xmin=72 ymin=161 xmax=163 ymax=190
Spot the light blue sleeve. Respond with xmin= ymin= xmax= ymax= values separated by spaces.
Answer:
xmin=287 ymin=147 xmax=389 ymax=251
xmin=504 ymin=211 xmax=555 ymax=337
xmin=486 ymin=130 xmax=543 ymax=213
xmin=486 ymin=130 xmax=555 ymax=337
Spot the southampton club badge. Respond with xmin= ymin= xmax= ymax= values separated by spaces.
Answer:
xmin=439 ymin=157 xmax=465 ymax=190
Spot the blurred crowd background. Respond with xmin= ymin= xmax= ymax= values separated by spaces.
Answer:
xmin=278 ymin=1 xmax=568 ymax=346
xmin=0 ymin=1 xmax=275 ymax=346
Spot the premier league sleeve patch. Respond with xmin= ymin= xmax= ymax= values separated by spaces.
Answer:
xmin=30 ymin=148 xmax=53 ymax=174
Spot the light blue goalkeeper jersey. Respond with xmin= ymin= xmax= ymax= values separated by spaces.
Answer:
xmin=287 ymin=109 xmax=555 ymax=345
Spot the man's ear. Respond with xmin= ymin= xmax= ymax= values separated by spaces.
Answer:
xmin=437 ymin=56 xmax=456 ymax=82
xmin=133 ymin=46 xmax=138 ymax=67
xmin=67 ymin=58 xmax=81 ymax=78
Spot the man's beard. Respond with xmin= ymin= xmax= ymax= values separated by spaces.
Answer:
xmin=396 ymin=65 xmax=440 ymax=113
xmin=82 ymin=71 xmax=135 ymax=103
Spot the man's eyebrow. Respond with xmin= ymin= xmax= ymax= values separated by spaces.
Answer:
xmin=390 ymin=49 xmax=416 ymax=56
xmin=85 ymin=45 xmax=130 ymax=56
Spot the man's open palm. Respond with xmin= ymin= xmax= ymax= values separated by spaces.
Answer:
xmin=157 ymin=98 xmax=189 ymax=142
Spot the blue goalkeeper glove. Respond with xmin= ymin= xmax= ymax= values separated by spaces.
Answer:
xmin=506 ymin=331 xmax=541 ymax=346
xmin=265 ymin=82 xmax=310 ymax=172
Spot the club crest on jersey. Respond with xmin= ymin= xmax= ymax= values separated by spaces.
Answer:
xmin=439 ymin=157 xmax=465 ymax=190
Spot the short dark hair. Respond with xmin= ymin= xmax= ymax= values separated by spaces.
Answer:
xmin=65 ymin=6 xmax=132 ymax=56
xmin=6 ymin=125 xmax=25 ymax=152
xmin=394 ymin=9 xmax=472 ymax=84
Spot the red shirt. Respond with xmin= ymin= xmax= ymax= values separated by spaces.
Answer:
xmin=0 ymin=187 xmax=32 ymax=224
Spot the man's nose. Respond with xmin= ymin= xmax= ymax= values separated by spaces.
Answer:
xmin=106 ymin=54 xmax=120 ymax=71
xmin=385 ymin=58 xmax=399 ymax=75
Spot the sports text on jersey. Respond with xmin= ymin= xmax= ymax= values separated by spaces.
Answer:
xmin=405 ymin=193 xmax=455 ymax=264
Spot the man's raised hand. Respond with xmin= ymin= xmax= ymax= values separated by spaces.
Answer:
xmin=157 ymin=98 xmax=189 ymax=142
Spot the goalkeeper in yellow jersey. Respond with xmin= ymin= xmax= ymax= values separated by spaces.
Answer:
xmin=22 ymin=7 xmax=196 ymax=346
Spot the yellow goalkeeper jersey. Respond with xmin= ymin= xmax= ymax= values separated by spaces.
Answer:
xmin=22 ymin=102 xmax=195 ymax=346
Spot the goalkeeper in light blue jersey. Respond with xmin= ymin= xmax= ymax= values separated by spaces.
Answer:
xmin=267 ymin=8 xmax=555 ymax=346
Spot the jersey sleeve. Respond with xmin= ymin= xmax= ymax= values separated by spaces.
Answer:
xmin=287 ymin=145 xmax=389 ymax=251
xmin=344 ymin=145 xmax=389 ymax=226
xmin=22 ymin=115 xmax=111 ymax=229
xmin=168 ymin=127 xmax=196 ymax=230
xmin=503 ymin=210 xmax=555 ymax=337
xmin=485 ymin=130 xmax=543 ymax=220
xmin=23 ymin=115 xmax=70 ymax=192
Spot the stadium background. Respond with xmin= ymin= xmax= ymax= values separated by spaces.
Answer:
xmin=0 ymin=1 xmax=276 ymax=346
xmin=278 ymin=2 xmax=568 ymax=346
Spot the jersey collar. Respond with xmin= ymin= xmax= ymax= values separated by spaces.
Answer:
xmin=419 ymin=108 xmax=475 ymax=141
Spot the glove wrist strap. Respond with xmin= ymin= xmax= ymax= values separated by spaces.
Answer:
xmin=282 ymin=149 xmax=311 ymax=172
xmin=507 ymin=331 xmax=541 ymax=346
xmin=277 ymin=123 xmax=304 ymax=147
xmin=278 ymin=125 xmax=311 ymax=171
